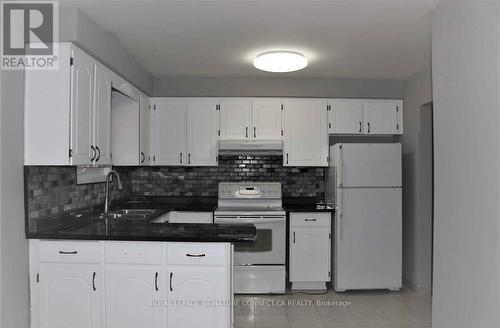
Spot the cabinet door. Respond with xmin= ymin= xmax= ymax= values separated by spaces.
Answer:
xmin=167 ymin=267 xmax=230 ymax=328
xmin=363 ymin=100 xmax=402 ymax=135
xmin=186 ymin=100 xmax=218 ymax=166
xmin=290 ymin=226 xmax=331 ymax=282
xmin=139 ymin=94 xmax=151 ymax=166
xmin=152 ymin=99 xmax=186 ymax=165
xmin=93 ymin=63 xmax=112 ymax=165
xmin=70 ymin=47 xmax=95 ymax=165
xmin=251 ymin=99 xmax=282 ymax=140
xmin=37 ymin=264 xmax=102 ymax=328
xmin=328 ymin=99 xmax=363 ymax=134
xmin=219 ymin=100 xmax=251 ymax=140
xmin=105 ymin=266 xmax=163 ymax=328
xmin=283 ymin=99 xmax=328 ymax=166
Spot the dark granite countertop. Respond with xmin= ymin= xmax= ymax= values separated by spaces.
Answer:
xmin=26 ymin=196 xmax=255 ymax=242
xmin=283 ymin=197 xmax=335 ymax=213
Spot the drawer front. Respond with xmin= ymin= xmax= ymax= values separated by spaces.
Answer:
xmin=38 ymin=240 xmax=100 ymax=263
xmin=290 ymin=213 xmax=331 ymax=227
xmin=104 ymin=242 xmax=163 ymax=265
xmin=166 ymin=242 xmax=228 ymax=266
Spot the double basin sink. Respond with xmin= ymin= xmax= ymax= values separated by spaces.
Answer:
xmin=69 ymin=208 xmax=170 ymax=223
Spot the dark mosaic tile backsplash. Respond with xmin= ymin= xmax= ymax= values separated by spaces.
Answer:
xmin=25 ymin=156 xmax=325 ymax=219
xmin=25 ymin=166 xmax=132 ymax=219
xmin=131 ymin=156 xmax=325 ymax=197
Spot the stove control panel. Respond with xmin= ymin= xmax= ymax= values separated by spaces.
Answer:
xmin=218 ymin=182 xmax=282 ymax=199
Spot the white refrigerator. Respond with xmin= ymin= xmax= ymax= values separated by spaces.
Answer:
xmin=327 ymin=143 xmax=402 ymax=292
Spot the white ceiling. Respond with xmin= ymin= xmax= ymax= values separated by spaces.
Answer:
xmin=61 ymin=0 xmax=436 ymax=79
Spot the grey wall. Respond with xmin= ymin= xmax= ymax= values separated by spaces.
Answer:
xmin=431 ymin=2 xmax=500 ymax=327
xmin=153 ymin=77 xmax=405 ymax=98
xmin=0 ymin=70 xmax=29 ymax=328
xmin=60 ymin=8 xmax=153 ymax=94
xmin=401 ymin=67 xmax=433 ymax=292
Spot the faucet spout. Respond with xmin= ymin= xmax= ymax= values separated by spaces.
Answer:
xmin=104 ymin=170 xmax=123 ymax=215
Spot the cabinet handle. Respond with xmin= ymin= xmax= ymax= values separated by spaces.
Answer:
xmin=359 ymin=121 xmax=362 ymax=133
xmin=245 ymin=127 xmax=248 ymax=138
xmin=155 ymin=272 xmax=159 ymax=291
xmin=305 ymin=218 xmax=317 ymax=222
xmin=188 ymin=153 xmax=191 ymax=164
xmin=92 ymin=272 xmax=96 ymax=291
xmin=141 ymin=152 xmax=145 ymax=164
xmin=169 ymin=272 xmax=173 ymax=291
xmin=254 ymin=126 xmax=256 ymax=138
xmin=367 ymin=122 xmax=371 ymax=134
xmin=286 ymin=153 xmax=289 ymax=164
xmin=293 ymin=231 xmax=295 ymax=243
xmin=95 ymin=146 xmax=101 ymax=162
xmin=180 ymin=152 xmax=182 ymax=164
xmin=59 ymin=250 xmax=77 ymax=255
xmin=186 ymin=253 xmax=206 ymax=257
xmin=90 ymin=145 xmax=96 ymax=161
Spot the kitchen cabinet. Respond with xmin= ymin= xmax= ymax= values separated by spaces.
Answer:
xmin=70 ymin=46 xmax=95 ymax=165
xmin=105 ymin=266 xmax=163 ymax=328
xmin=140 ymin=93 xmax=151 ymax=165
xmin=251 ymin=99 xmax=283 ymax=140
xmin=289 ymin=213 xmax=331 ymax=290
xmin=327 ymin=99 xmax=403 ymax=135
xmin=25 ymin=42 xmax=137 ymax=166
xmin=166 ymin=243 xmax=231 ymax=328
xmin=186 ymin=100 xmax=219 ymax=166
xmin=283 ymin=99 xmax=328 ymax=167
xmin=219 ymin=99 xmax=282 ymax=141
xmin=36 ymin=264 xmax=102 ymax=328
xmin=111 ymin=89 xmax=140 ymax=165
xmin=363 ymin=100 xmax=403 ymax=135
xmin=219 ymin=100 xmax=251 ymax=140
xmin=327 ymin=99 xmax=363 ymax=134
xmin=151 ymin=99 xmax=187 ymax=165
xmin=93 ymin=62 xmax=113 ymax=165
xmin=151 ymin=98 xmax=219 ymax=166
xmin=30 ymin=240 xmax=232 ymax=328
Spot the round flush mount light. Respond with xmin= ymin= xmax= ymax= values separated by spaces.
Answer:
xmin=253 ymin=51 xmax=308 ymax=73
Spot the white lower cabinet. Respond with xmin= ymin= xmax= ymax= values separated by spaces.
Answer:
xmin=30 ymin=240 xmax=231 ymax=328
xmin=37 ymin=264 xmax=103 ymax=328
xmin=289 ymin=213 xmax=331 ymax=290
xmin=105 ymin=266 xmax=163 ymax=328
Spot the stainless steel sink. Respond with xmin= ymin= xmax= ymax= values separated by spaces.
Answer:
xmin=104 ymin=209 xmax=163 ymax=221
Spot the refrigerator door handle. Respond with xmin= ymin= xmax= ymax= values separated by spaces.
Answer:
xmin=337 ymin=190 xmax=343 ymax=240
xmin=337 ymin=146 xmax=343 ymax=187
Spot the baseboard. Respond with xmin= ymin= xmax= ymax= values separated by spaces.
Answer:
xmin=403 ymin=277 xmax=432 ymax=296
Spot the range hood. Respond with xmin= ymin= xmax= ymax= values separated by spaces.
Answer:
xmin=218 ymin=139 xmax=283 ymax=155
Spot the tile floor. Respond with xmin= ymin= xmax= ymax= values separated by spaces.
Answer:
xmin=234 ymin=287 xmax=431 ymax=328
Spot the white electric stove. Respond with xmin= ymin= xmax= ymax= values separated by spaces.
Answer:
xmin=214 ymin=182 xmax=286 ymax=294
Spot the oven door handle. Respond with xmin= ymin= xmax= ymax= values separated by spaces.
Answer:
xmin=215 ymin=217 xmax=285 ymax=224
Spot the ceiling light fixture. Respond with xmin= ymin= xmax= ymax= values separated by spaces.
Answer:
xmin=253 ymin=51 xmax=308 ymax=73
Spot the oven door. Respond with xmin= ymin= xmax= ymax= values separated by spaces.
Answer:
xmin=214 ymin=215 xmax=286 ymax=265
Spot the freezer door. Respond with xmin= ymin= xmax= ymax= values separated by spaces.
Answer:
xmin=335 ymin=188 xmax=402 ymax=290
xmin=336 ymin=143 xmax=401 ymax=187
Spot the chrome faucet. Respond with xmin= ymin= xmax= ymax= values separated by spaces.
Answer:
xmin=104 ymin=170 xmax=123 ymax=214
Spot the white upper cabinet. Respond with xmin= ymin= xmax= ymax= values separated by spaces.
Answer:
xmin=139 ymin=94 xmax=151 ymax=165
xmin=363 ymin=100 xmax=403 ymax=135
xmin=110 ymin=90 xmax=140 ymax=166
xmin=219 ymin=100 xmax=251 ymax=140
xmin=251 ymin=99 xmax=283 ymax=140
xmin=283 ymin=99 xmax=328 ymax=167
xmin=37 ymin=264 xmax=102 ymax=328
xmin=186 ymin=100 xmax=219 ymax=166
xmin=327 ymin=98 xmax=403 ymax=135
xmin=93 ymin=63 xmax=113 ymax=165
xmin=105 ymin=266 xmax=163 ymax=328
xmin=151 ymin=99 xmax=187 ymax=165
xmin=328 ymin=99 xmax=363 ymax=134
xmin=70 ymin=46 xmax=95 ymax=166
